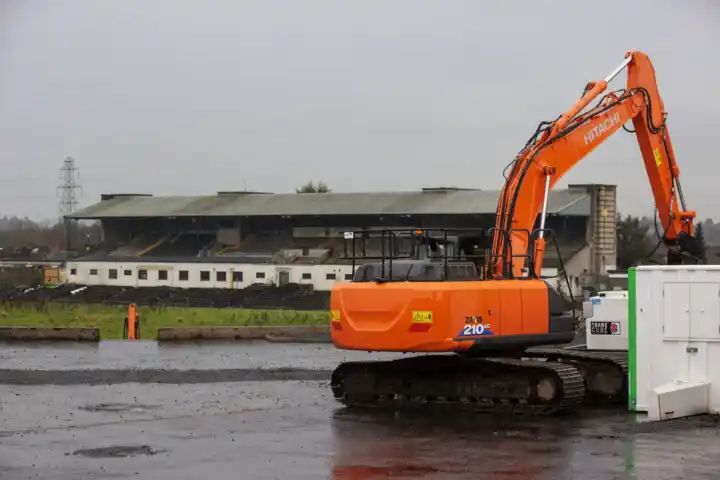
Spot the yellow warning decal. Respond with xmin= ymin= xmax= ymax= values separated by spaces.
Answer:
xmin=411 ymin=310 xmax=433 ymax=323
xmin=330 ymin=310 xmax=340 ymax=321
xmin=653 ymin=147 xmax=662 ymax=167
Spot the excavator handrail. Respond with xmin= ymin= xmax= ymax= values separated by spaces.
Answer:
xmin=342 ymin=227 xmax=487 ymax=281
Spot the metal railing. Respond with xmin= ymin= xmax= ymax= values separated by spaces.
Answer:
xmin=343 ymin=228 xmax=487 ymax=282
xmin=342 ymin=226 xmax=572 ymax=285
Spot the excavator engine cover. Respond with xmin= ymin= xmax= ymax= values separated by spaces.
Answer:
xmin=330 ymin=274 xmax=574 ymax=354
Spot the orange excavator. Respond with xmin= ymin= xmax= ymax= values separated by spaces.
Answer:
xmin=329 ymin=51 xmax=700 ymax=413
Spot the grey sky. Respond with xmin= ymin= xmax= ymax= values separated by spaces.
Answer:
xmin=1 ymin=0 xmax=718 ymax=220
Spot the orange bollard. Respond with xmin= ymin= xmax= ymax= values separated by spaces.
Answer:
xmin=126 ymin=303 xmax=140 ymax=340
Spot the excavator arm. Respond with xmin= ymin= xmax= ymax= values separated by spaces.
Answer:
xmin=490 ymin=51 xmax=698 ymax=279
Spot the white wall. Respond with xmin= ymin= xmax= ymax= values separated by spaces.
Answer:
xmin=561 ymin=244 xmax=592 ymax=296
xmin=635 ymin=266 xmax=720 ymax=414
xmin=64 ymin=261 xmax=355 ymax=291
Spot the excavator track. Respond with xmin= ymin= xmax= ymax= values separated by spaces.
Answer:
xmin=331 ymin=355 xmax=585 ymax=415
xmin=525 ymin=347 xmax=628 ymax=404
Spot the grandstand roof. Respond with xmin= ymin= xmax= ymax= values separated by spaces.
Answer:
xmin=68 ymin=187 xmax=595 ymax=219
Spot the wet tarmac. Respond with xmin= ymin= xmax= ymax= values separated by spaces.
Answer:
xmin=0 ymin=340 xmax=405 ymax=385
xmin=2 ymin=341 xmax=720 ymax=479
xmin=0 ymin=340 xmax=403 ymax=371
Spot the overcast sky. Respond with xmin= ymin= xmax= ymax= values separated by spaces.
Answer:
xmin=1 ymin=0 xmax=718 ymax=220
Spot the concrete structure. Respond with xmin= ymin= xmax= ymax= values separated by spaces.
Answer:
xmin=66 ymin=185 xmax=617 ymax=294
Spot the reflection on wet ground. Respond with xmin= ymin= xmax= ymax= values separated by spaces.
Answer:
xmin=332 ymin=408 xmax=609 ymax=479
xmin=330 ymin=407 xmax=720 ymax=479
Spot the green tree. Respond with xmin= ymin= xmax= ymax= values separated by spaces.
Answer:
xmin=695 ymin=222 xmax=707 ymax=262
xmin=296 ymin=181 xmax=331 ymax=193
xmin=616 ymin=214 xmax=656 ymax=269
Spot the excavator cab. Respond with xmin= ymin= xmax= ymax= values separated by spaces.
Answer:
xmin=346 ymin=228 xmax=485 ymax=283
xmin=352 ymin=260 xmax=479 ymax=283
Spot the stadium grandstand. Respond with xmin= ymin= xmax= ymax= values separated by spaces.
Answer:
xmin=64 ymin=185 xmax=617 ymax=296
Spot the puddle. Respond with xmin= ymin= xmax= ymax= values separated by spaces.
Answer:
xmin=72 ymin=445 xmax=163 ymax=458
xmin=79 ymin=402 xmax=160 ymax=413
xmin=332 ymin=464 xmax=440 ymax=478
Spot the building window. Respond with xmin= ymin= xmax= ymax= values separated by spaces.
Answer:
xmin=124 ymin=269 xmax=132 ymax=276
xmin=158 ymin=270 xmax=168 ymax=280
xmin=216 ymin=271 xmax=227 ymax=282
xmin=232 ymin=271 xmax=243 ymax=282
xmin=302 ymin=273 xmax=312 ymax=280
xmin=70 ymin=268 xmax=77 ymax=275
xmin=138 ymin=269 xmax=147 ymax=280
xmin=256 ymin=272 xmax=265 ymax=279
xmin=179 ymin=270 xmax=189 ymax=281
xmin=89 ymin=269 xmax=98 ymax=275
xmin=200 ymin=271 xmax=210 ymax=281
xmin=326 ymin=273 xmax=336 ymax=280
xmin=109 ymin=269 xmax=118 ymax=279
xmin=344 ymin=273 xmax=353 ymax=280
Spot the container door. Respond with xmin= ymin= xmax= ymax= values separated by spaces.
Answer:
xmin=663 ymin=282 xmax=690 ymax=339
xmin=689 ymin=283 xmax=720 ymax=340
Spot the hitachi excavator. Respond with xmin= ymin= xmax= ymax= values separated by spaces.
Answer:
xmin=329 ymin=51 xmax=701 ymax=413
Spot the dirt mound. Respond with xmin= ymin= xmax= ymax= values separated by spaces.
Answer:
xmin=0 ymin=283 xmax=329 ymax=310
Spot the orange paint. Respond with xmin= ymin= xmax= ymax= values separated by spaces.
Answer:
xmin=331 ymin=280 xmax=548 ymax=352
xmin=127 ymin=303 xmax=138 ymax=340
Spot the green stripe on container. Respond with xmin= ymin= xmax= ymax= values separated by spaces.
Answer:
xmin=628 ymin=267 xmax=637 ymax=410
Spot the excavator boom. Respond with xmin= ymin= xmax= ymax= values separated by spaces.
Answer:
xmin=491 ymin=51 xmax=697 ymax=279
